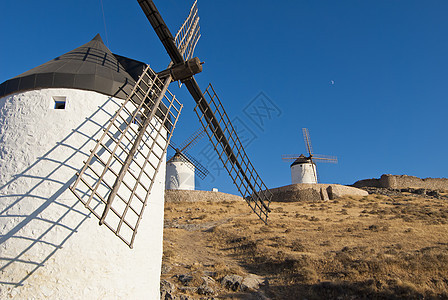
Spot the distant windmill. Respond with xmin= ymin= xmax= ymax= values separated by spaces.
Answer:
xmin=282 ymin=128 xmax=337 ymax=184
xmin=166 ymin=128 xmax=209 ymax=190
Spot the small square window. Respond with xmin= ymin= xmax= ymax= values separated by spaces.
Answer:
xmin=53 ymin=96 xmax=66 ymax=110
xmin=132 ymin=114 xmax=143 ymax=125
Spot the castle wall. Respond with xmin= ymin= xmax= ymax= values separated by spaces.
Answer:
xmin=352 ymin=178 xmax=383 ymax=188
xmin=353 ymin=174 xmax=448 ymax=191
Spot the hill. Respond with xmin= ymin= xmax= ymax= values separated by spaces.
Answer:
xmin=161 ymin=189 xmax=448 ymax=299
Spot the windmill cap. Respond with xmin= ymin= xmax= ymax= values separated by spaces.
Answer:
xmin=0 ymin=34 xmax=173 ymax=130
xmin=92 ymin=33 xmax=104 ymax=42
xmin=290 ymin=154 xmax=314 ymax=166
xmin=0 ymin=34 xmax=141 ymax=100
xmin=170 ymin=152 xmax=195 ymax=166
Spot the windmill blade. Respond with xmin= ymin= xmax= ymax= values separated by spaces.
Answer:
xmin=138 ymin=0 xmax=184 ymax=65
xmin=185 ymin=152 xmax=209 ymax=180
xmin=313 ymin=154 xmax=338 ymax=163
xmin=302 ymin=128 xmax=313 ymax=157
xmin=194 ymin=84 xmax=272 ymax=222
xmin=167 ymin=128 xmax=207 ymax=178
xmin=167 ymin=128 xmax=205 ymax=163
xmin=174 ymin=0 xmax=201 ymax=61
xmin=281 ymin=154 xmax=301 ymax=161
xmin=70 ymin=65 xmax=183 ymax=248
xmin=168 ymin=140 xmax=179 ymax=151
xmin=315 ymin=161 xmax=320 ymax=183
xmin=179 ymin=151 xmax=209 ymax=180
xmin=178 ymin=128 xmax=206 ymax=153
xmin=166 ymin=154 xmax=175 ymax=164
xmin=166 ymin=150 xmax=209 ymax=179
xmin=138 ymin=0 xmax=273 ymax=223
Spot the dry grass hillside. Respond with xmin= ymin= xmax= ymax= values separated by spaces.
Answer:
xmin=161 ymin=191 xmax=448 ymax=299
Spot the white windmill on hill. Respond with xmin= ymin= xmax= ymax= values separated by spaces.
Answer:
xmin=282 ymin=128 xmax=338 ymax=184
xmin=165 ymin=128 xmax=209 ymax=190
xmin=0 ymin=1 xmax=272 ymax=298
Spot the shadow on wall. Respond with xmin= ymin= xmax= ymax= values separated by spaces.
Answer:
xmin=0 ymin=96 xmax=121 ymax=287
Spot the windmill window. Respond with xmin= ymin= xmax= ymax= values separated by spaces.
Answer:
xmin=132 ymin=114 xmax=142 ymax=125
xmin=52 ymin=96 xmax=67 ymax=109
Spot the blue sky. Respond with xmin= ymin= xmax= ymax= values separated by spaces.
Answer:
xmin=1 ymin=1 xmax=447 ymax=195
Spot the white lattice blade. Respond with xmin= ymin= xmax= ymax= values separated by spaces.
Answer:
xmin=71 ymin=66 xmax=183 ymax=247
xmin=175 ymin=0 xmax=200 ymax=60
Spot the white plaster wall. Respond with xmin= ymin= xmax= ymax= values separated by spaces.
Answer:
xmin=0 ymin=88 xmax=166 ymax=299
xmin=291 ymin=163 xmax=317 ymax=184
xmin=165 ymin=161 xmax=195 ymax=190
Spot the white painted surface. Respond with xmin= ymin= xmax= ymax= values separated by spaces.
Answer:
xmin=165 ymin=159 xmax=195 ymax=190
xmin=0 ymin=88 xmax=166 ymax=299
xmin=291 ymin=162 xmax=317 ymax=184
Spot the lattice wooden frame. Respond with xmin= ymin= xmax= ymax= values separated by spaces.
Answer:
xmin=194 ymin=84 xmax=272 ymax=223
xmin=70 ymin=65 xmax=182 ymax=248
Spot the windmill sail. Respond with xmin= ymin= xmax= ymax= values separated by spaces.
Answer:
xmin=175 ymin=0 xmax=201 ymax=61
xmin=313 ymin=154 xmax=338 ymax=162
xmin=177 ymin=127 xmax=206 ymax=154
xmin=302 ymin=128 xmax=317 ymax=182
xmin=167 ymin=150 xmax=209 ymax=180
xmin=195 ymin=84 xmax=272 ymax=222
xmin=70 ymin=65 xmax=183 ymax=248
xmin=138 ymin=0 xmax=273 ymax=222
xmin=167 ymin=129 xmax=209 ymax=180
xmin=282 ymin=154 xmax=337 ymax=163
xmin=302 ymin=128 xmax=313 ymax=156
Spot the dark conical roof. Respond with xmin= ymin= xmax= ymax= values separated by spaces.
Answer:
xmin=169 ymin=152 xmax=194 ymax=166
xmin=290 ymin=154 xmax=314 ymax=167
xmin=0 ymin=34 xmax=146 ymax=99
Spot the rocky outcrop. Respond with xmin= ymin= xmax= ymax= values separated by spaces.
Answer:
xmin=326 ymin=185 xmax=369 ymax=199
xmin=161 ymin=273 xmax=268 ymax=300
xmin=360 ymin=187 xmax=448 ymax=200
xmin=221 ymin=275 xmax=243 ymax=291
xmin=160 ymin=279 xmax=176 ymax=300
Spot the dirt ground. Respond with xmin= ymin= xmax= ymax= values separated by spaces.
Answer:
xmin=161 ymin=192 xmax=448 ymax=299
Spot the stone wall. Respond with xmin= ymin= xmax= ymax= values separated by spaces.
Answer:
xmin=165 ymin=190 xmax=243 ymax=203
xmin=166 ymin=184 xmax=368 ymax=204
xmin=269 ymin=184 xmax=368 ymax=202
xmin=353 ymin=174 xmax=448 ymax=191
xmin=352 ymin=178 xmax=383 ymax=188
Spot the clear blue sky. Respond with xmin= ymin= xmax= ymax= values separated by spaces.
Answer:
xmin=1 ymin=1 xmax=447 ymax=195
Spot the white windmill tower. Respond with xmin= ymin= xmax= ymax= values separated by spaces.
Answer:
xmin=165 ymin=128 xmax=209 ymax=190
xmin=0 ymin=33 xmax=176 ymax=298
xmin=0 ymin=1 xmax=272 ymax=299
xmin=282 ymin=128 xmax=338 ymax=184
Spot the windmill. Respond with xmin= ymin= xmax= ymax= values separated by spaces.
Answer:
xmin=165 ymin=128 xmax=209 ymax=190
xmin=282 ymin=128 xmax=337 ymax=184
xmin=70 ymin=0 xmax=272 ymax=249
xmin=0 ymin=1 xmax=272 ymax=298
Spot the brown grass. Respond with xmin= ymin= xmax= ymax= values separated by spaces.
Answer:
xmin=162 ymin=194 xmax=448 ymax=299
